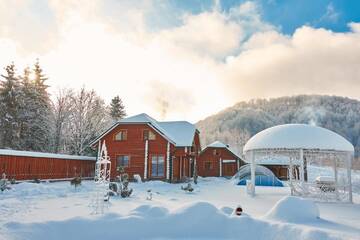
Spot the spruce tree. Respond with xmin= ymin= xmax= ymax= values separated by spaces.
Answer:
xmin=0 ymin=63 xmax=22 ymax=149
xmin=109 ymin=95 xmax=126 ymax=122
xmin=27 ymin=59 xmax=52 ymax=152
xmin=18 ymin=67 xmax=37 ymax=149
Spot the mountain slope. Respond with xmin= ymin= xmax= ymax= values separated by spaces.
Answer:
xmin=196 ymin=95 xmax=360 ymax=158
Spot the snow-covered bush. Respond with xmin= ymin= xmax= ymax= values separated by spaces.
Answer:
xmin=108 ymin=167 xmax=133 ymax=198
xmin=133 ymin=174 xmax=142 ymax=183
xmin=181 ymin=183 xmax=194 ymax=193
xmin=0 ymin=173 xmax=10 ymax=192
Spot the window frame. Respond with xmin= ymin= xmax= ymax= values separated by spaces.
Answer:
xmin=114 ymin=129 xmax=127 ymax=141
xmin=150 ymin=154 xmax=165 ymax=178
xmin=143 ymin=129 xmax=156 ymax=141
xmin=116 ymin=154 xmax=131 ymax=168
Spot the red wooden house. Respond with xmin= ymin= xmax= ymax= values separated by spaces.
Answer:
xmin=198 ymin=141 xmax=245 ymax=177
xmin=90 ymin=113 xmax=201 ymax=182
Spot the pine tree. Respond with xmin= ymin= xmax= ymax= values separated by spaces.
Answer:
xmin=18 ymin=67 xmax=37 ymax=149
xmin=26 ymin=59 xmax=52 ymax=152
xmin=109 ymin=96 xmax=126 ymax=122
xmin=0 ymin=63 xmax=22 ymax=149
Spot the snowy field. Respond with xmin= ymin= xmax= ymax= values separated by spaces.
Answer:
xmin=1 ymin=173 xmax=360 ymax=240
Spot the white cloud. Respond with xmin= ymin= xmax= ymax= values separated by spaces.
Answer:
xmin=221 ymin=26 xmax=360 ymax=101
xmin=0 ymin=1 xmax=359 ymax=122
xmin=319 ymin=3 xmax=340 ymax=23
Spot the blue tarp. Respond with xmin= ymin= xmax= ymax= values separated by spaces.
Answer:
xmin=237 ymin=175 xmax=284 ymax=187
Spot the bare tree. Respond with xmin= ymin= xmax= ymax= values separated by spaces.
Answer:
xmin=51 ymin=88 xmax=74 ymax=153
xmin=65 ymin=87 xmax=110 ymax=155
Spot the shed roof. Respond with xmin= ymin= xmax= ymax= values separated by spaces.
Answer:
xmin=202 ymin=141 xmax=242 ymax=159
xmin=0 ymin=149 xmax=96 ymax=161
xmin=243 ymin=124 xmax=354 ymax=153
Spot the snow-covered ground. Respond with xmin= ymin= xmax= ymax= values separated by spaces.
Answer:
xmin=1 ymin=174 xmax=360 ymax=240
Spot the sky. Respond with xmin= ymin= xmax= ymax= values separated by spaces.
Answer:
xmin=0 ymin=0 xmax=360 ymax=122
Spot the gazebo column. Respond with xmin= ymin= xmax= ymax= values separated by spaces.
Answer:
xmin=250 ymin=151 xmax=256 ymax=196
xmin=334 ymin=155 xmax=339 ymax=201
xmin=347 ymin=153 xmax=353 ymax=203
xmin=289 ymin=156 xmax=294 ymax=195
xmin=299 ymin=149 xmax=305 ymax=186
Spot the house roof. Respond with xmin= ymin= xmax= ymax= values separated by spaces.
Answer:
xmin=243 ymin=124 xmax=354 ymax=153
xmin=202 ymin=141 xmax=242 ymax=160
xmin=158 ymin=121 xmax=197 ymax=147
xmin=90 ymin=113 xmax=198 ymax=147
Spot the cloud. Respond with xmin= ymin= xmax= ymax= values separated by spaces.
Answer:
xmin=319 ymin=2 xmax=340 ymax=23
xmin=0 ymin=1 xmax=359 ymax=122
xmin=221 ymin=25 xmax=360 ymax=102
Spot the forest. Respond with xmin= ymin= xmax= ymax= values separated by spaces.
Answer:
xmin=197 ymin=95 xmax=360 ymax=158
xmin=0 ymin=61 xmax=126 ymax=155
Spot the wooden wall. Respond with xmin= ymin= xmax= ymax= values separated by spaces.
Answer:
xmin=0 ymin=155 xmax=95 ymax=180
xmin=197 ymin=147 xmax=244 ymax=177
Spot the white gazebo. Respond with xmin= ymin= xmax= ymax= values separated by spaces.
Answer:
xmin=243 ymin=124 xmax=354 ymax=203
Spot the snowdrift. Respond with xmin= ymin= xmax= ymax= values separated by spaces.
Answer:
xmin=265 ymin=196 xmax=320 ymax=223
xmin=4 ymin=201 xmax=341 ymax=240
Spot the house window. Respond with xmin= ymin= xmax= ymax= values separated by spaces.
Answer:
xmin=143 ymin=130 xmax=156 ymax=140
xmin=204 ymin=161 xmax=213 ymax=171
xmin=115 ymin=130 xmax=127 ymax=141
xmin=213 ymin=150 xmax=219 ymax=156
xmin=151 ymin=155 xmax=164 ymax=177
xmin=117 ymin=155 xmax=130 ymax=167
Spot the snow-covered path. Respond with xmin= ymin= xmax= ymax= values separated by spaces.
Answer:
xmin=0 ymin=178 xmax=359 ymax=240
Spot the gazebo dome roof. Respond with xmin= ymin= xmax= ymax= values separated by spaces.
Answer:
xmin=243 ymin=124 xmax=354 ymax=153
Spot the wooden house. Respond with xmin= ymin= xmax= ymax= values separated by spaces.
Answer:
xmin=198 ymin=141 xmax=245 ymax=177
xmin=90 ymin=113 xmax=201 ymax=182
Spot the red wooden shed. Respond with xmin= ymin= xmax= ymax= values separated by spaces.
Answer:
xmin=198 ymin=141 xmax=245 ymax=177
xmin=0 ymin=149 xmax=96 ymax=181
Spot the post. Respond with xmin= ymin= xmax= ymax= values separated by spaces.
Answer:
xmin=250 ymin=151 xmax=255 ymax=196
xmin=166 ymin=142 xmax=170 ymax=181
xmin=334 ymin=155 xmax=339 ymax=201
xmin=179 ymin=156 xmax=182 ymax=179
xmin=144 ymin=140 xmax=148 ymax=180
xmin=219 ymin=158 xmax=222 ymax=177
xmin=347 ymin=153 xmax=353 ymax=203
xmin=300 ymin=149 xmax=305 ymax=186
xmin=237 ymin=158 xmax=240 ymax=171
xmin=289 ymin=156 xmax=294 ymax=195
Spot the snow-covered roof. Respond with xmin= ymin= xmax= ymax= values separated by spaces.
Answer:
xmin=243 ymin=124 xmax=354 ymax=153
xmin=158 ymin=121 xmax=197 ymax=147
xmin=202 ymin=141 xmax=242 ymax=159
xmin=0 ymin=149 xmax=96 ymax=161
xmin=90 ymin=113 xmax=198 ymax=147
xmin=207 ymin=141 xmax=229 ymax=148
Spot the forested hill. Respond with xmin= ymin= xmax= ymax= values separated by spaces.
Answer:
xmin=196 ymin=95 xmax=360 ymax=157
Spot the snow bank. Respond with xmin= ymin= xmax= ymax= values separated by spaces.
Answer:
xmin=265 ymin=196 xmax=320 ymax=223
xmin=3 ymin=201 xmax=342 ymax=240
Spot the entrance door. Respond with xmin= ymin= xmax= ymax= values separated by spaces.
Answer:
xmin=151 ymin=155 xmax=165 ymax=178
